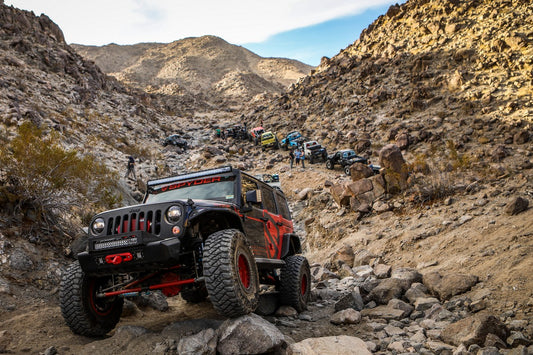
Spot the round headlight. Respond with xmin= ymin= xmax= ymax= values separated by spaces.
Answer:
xmin=166 ymin=206 xmax=182 ymax=223
xmin=92 ymin=218 xmax=105 ymax=234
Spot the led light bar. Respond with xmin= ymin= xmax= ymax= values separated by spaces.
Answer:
xmin=94 ymin=237 xmax=138 ymax=251
xmin=147 ymin=166 xmax=232 ymax=187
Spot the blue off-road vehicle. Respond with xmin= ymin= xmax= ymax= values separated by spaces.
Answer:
xmin=280 ymin=131 xmax=305 ymax=150
xmin=60 ymin=166 xmax=310 ymax=336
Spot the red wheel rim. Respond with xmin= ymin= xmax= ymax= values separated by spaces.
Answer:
xmin=89 ymin=280 xmax=114 ymax=316
xmin=238 ymin=254 xmax=251 ymax=289
xmin=301 ymin=273 xmax=308 ymax=296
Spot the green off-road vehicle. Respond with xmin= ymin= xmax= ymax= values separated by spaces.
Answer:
xmin=60 ymin=166 xmax=310 ymax=336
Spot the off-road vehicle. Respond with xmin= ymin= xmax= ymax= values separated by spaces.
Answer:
xmin=326 ymin=149 xmax=368 ymax=175
xmin=60 ymin=166 xmax=309 ymax=336
xmin=302 ymin=140 xmax=327 ymax=164
xmin=280 ymin=131 xmax=305 ymax=150
xmin=162 ymin=134 xmax=188 ymax=149
xmin=260 ymin=131 xmax=279 ymax=150
xmin=249 ymin=126 xmax=265 ymax=145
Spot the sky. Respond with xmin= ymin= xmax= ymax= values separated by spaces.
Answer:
xmin=4 ymin=0 xmax=400 ymax=66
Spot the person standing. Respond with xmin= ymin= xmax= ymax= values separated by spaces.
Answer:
xmin=125 ymin=156 xmax=136 ymax=180
xmin=301 ymin=150 xmax=305 ymax=169
xmin=289 ymin=150 xmax=295 ymax=169
xmin=294 ymin=149 xmax=301 ymax=166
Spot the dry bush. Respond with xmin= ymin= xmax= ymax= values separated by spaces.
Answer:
xmin=408 ymin=171 xmax=458 ymax=204
xmin=0 ymin=122 xmax=121 ymax=228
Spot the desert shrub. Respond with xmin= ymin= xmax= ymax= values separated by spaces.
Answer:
xmin=408 ymin=171 xmax=457 ymax=204
xmin=0 ymin=122 xmax=121 ymax=224
xmin=446 ymin=140 xmax=471 ymax=170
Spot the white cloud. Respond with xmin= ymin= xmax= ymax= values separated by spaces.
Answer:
xmin=5 ymin=0 xmax=396 ymax=45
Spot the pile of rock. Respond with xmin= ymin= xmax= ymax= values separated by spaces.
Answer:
xmin=306 ymin=247 xmax=532 ymax=354
xmin=329 ymin=144 xmax=408 ymax=215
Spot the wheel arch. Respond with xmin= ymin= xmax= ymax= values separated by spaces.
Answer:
xmin=189 ymin=210 xmax=244 ymax=240
xmin=280 ymin=233 xmax=302 ymax=258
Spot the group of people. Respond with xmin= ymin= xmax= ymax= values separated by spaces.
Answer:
xmin=288 ymin=148 xmax=305 ymax=169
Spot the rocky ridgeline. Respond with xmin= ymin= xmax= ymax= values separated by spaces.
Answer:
xmin=73 ymin=35 xmax=313 ymax=109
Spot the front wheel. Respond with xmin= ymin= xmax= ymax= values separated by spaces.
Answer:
xmin=344 ymin=166 xmax=351 ymax=176
xmin=279 ymin=255 xmax=310 ymax=312
xmin=203 ymin=229 xmax=259 ymax=317
xmin=60 ymin=261 xmax=123 ymax=337
xmin=326 ymin=160 xmax=334 ymax=169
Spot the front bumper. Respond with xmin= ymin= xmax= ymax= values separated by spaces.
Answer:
xmin=78 ymin=231 xmax=182 ymax=275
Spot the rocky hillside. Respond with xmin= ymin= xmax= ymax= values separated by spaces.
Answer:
xmin=0 ymin=0 xmax=532 ymax=354
xmin=73 ymin=36 xmax=314 ymax=107
xmin=246 ymin=0 xmax=531 ymax=142
xmin=239 ymin=0 xmax=533 ymax=339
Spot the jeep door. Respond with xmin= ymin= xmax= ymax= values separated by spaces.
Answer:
xmin=258 ymin=184 xmax=282 ymax=259
xmin=240 ymin=175 xmax=268 ymax=257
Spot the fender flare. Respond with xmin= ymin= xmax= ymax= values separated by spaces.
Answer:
xmin=280 ymin=233 xmax=302 ymax=258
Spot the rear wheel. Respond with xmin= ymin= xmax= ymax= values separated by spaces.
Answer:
xmin=279 ymin=255 xmax=310 ymax=312
xmin=344 ymin=166 xmax=351 ymax=175
xmin=203 ymin=229 xmax=259 ymax=317
xmin=60 ymin=261 xmax=123 ymax=337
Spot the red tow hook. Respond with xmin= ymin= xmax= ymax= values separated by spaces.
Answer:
xmin=105 ymin=252 xmax=133 ymax=265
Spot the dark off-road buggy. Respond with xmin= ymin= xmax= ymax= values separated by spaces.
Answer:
xmin=162 ymin=134 xmax=188 ymax=150
xmin=326 ymin=149 xmax=369 ymax=175
xmin=60 ymin=166 xmax=310 ymax=336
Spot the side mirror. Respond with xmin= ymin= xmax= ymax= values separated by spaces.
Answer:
xmin=245 ymin=190 xmax=262 ymax=205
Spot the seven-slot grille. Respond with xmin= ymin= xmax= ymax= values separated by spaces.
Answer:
xmin=91 ymin=209 xmax=163 ymax=251
xmin=106 ymin=209 xmax=162 ymax=236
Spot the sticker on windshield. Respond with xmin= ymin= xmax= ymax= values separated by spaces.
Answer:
xmin=225 ymin=195 xmax=234 ymax=199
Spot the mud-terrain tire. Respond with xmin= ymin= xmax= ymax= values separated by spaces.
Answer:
xmin=203 ymin=229 xmax=259 ymax=317
xmin=180 ymin=285 xmax=208 ymax=303
xmin=60 ymin=261 xmax=123 ymax=337
xmin=326 ymin=160 xmax=334 ymax=169
xmin=279 ymin=255 xmax=310 ymax=312
xmin=344 ymin=165 xmax=351 ymax=176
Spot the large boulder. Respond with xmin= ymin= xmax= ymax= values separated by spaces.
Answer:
xmin=330 ymin=182 xmax=352 ymax=207
xmin=290 ymin=335 xmax=371 ymax=355
xmin=366 ymin=278 xmax=411 ymax=305
xmin=379 ymin=144 xmax=408 ymax=193
xmin=177 ymin=328 xmax=218 ymax=355
xmin=348 ymin=178 xmax=373 ymax=196
xmin=441 ymin=314 xmax=510 ymax=347
xmin=391 ymin=267 xmax=423 ymax=284
xmin=334 ymin=289 xmax=364 ymax=312
xmin=423 ymin=271 xmax=478 ymax=301
xmin=504 ymin=196 xmax=529 ymax=215
xmin=216 ymin=314 xmax=286 ymax=355
xmin=349 ymin=162 xmax=374 ymax=181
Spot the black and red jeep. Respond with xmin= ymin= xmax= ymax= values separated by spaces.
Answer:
xmin=60 ymin=166 xmax=310 ymax=336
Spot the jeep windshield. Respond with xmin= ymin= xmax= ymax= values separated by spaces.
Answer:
xmin=145 ymin=169 xmax=236 ymax=204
